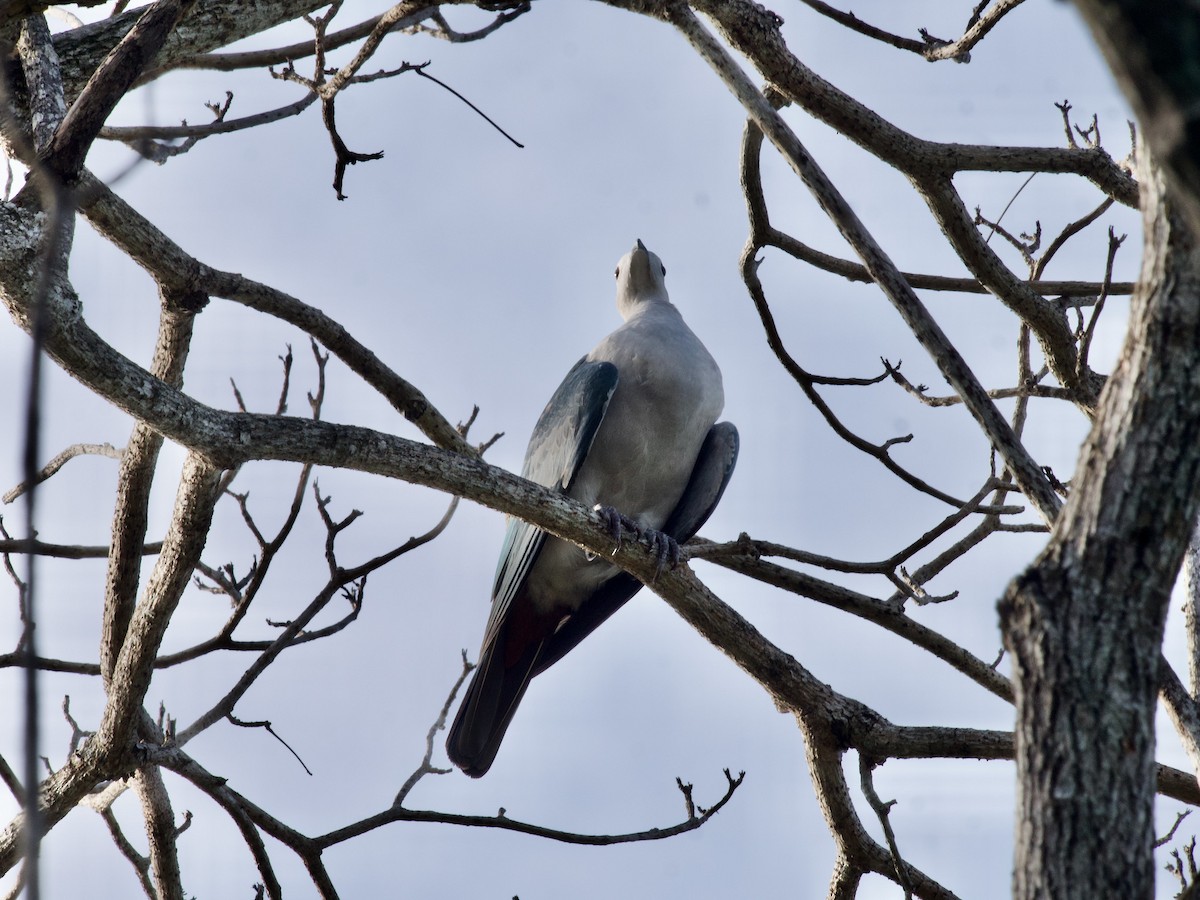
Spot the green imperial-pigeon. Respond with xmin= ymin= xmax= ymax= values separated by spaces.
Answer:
xmin=446 ymin=240 xmax=738 ymax=777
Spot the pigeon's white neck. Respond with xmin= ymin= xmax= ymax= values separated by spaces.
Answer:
xmin=615 ymin=240 xmax=671 ymax=321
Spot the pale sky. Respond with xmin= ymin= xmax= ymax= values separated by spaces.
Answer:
xmin=1 ymin=2 xmax=1174 ymax=898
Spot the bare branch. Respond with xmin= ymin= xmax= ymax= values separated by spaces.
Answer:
xmin=3 ymin=442 xmax=123 ymax=504
xmin=1077 ymin=226 xmax=1126 ymax=377
xmin=762 ymin=226 xmax=1134 ymax=297
xmin=134 ymin=766 xmax=185 ymax=900
xmin=0 ymin=538 xmax=162 ymax=560
xmin=101 ymin=284 xmax=199 ymax=687
xmin=412 ymin=67 xmax=524 ymax=148
xmin=708 ymin=19 xmax=1061 ymax=521
xmin=1157 ymin=809 xmax=1192 ymax=848
xmin=147 ymin=7 xmax=436 ymax=75
xmin=393 ymin=652 xmax=474 ymax=807
xmin=76 ymin=172 xmax=473 ymax=454
xmin=702 ymin=544 xmax=1015 ymax=702
xmin=100 ymin=807 xmax=155 ymax=899
xmin=99 ymin=93 xmax=318 ymax=162
xmin=739 ymin=103 xmax=1033 ymax=512
xmin=1032 ymin=197 xmax=1115 ymax=279
xmin=173 ymin=490 xmax=457 ymax=742
xmin=42 ymin=0 xmax=197 ymax=181
xmin=797 ymin=0 xmax=1026 ymax=62
xmin=858 ymin=756 xmax=914 ymax=899
xmin=739 ymin=243 xmax=972 ymax=508
xmin=320 ymin=768 xmax=746 ymax=848
xmin=0 ymin=755 xmax=23 ymax=807
xmin=153 ymin=742 xmax=745 ymax=895
xmin=691 ymin=479 xmax=1020 ymax=581
xmin=227 ymin=715 xmax=312 ymax=777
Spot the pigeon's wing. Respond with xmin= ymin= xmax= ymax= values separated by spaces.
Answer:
xmin=446 ymin=358 xmax=618 ymax=777
xmin=488 ymin=357 xmax=619 ymax=638
xmin=530 ymin=421 xmax=739 ymax=677
xmin=660 ymin=422 xmax=739 ymax=541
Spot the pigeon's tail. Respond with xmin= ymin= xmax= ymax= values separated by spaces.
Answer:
xmin=446 ymin=618 xmax=543 ymax=778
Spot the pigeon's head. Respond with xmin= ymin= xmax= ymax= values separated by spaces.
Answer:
xmin=614 ymin=238 xmax=669 ymax=319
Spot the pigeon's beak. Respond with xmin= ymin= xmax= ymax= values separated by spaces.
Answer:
xmin=635 ymin=238 xmax=646 ymax=253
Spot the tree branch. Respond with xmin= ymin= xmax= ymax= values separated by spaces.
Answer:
xmin=670 ymin=3 xmax=1061 ymax=523
xmin=2 ymin=442 xmax=123 ymax=504
xmin=798 ymin=0 xmax=1026 ymax=63
xmin=41 ymin=0 xmax=196 ymax=181
xmin=75 ymin=171 xmax=473 ymax=454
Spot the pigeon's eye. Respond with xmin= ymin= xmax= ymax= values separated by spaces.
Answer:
xmin=660 ymin=264 xmax=667 ymax=276
xmin=614 ymin=266 xmax=620 ymax=279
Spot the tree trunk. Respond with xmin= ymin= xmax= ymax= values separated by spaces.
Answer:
xmin=1000 ymin=152 xmax=1200 ymax=897
xmin=1073 ymin=0 xmax=1200 ymax=237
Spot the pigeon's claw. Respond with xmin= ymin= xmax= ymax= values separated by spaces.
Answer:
xmin=644 ymin=529 xmax=680 ymax=581
xmin=594 ymin=504 xmax=641 ymax=554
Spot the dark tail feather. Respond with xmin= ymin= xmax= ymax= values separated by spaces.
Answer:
xmin=446 ymin=624 xmax=541 ymax=778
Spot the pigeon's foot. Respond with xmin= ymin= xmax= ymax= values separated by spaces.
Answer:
xmin=642 ymin=528 xmax=680 ymax=580
xmin=594 ymin=504 xmax=642 ymax=553
xmin=593 ymin=505 xmax=679 ymax=579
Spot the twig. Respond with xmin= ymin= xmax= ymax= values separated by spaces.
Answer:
xmin=60 ymin=696 xmax=93 ymax=755
xmin=0 ymin=753 xmax=23 ymax=805
xmin=858 ymin=756 xmax=913 ymax=899
xmin=1032 ymin=197 xmax=1114 ymax=279
xmin=101 ymin=807 xmax=155 ymax=899
xmin=174 ymin=487 xmax=457 ymax=744
xmin=393 ymin=651 xmax=474 ymax=807
xmin=975 ymin=207 xmax=1038 ymax=266
xmin=883 ymin=357 xmax=1071 ymax=407
xmin=1077 ymin=227 xmax=1125 ymax=377
xmin=103 ymin=92 xmax=318 ymax=162
xmin=151 ymin=8 xmax=436 ymax=75
xmin=1156 ymin=809 xmax=1191 ymax=848
xmin=796 ymin=0 xmax=1026 ymax=62
xmin=1168 ymin=836 xmax=1199 ymax=894
xmin=3 ymin=443 xmax=123 ymax=503
xmin=981 ymin=173 xmax=1037 ymax=246
xmin=227 ymin=715 xmax=313 ymax=777
xmin=739 ymin=241 xmax=973 ymax=508
xmin=704 ymin=546 xmax=1015 ymax=702
xmin=1055 ymin=100 xmax=1077 ymax=149
xmin=322 ymin=769 xmax=746 ymax=848
xmin=414 ymin=67 xmax=524 ymax=148
xmin=690 ymin=479 xmax=1019 ymax=579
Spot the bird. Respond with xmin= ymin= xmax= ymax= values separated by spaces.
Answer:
xmin=446 ymin=239 xmax=738 ymax=778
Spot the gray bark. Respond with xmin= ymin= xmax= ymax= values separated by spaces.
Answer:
xmin=1073 ymin=0 xmax=1200 ymax=238
xmin=1000 ymin=151 xmax=1200 ymax=898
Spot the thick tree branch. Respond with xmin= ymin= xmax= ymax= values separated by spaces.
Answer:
xmin=76 ymin=172 xmax=472 ymax=454
xmin=102 ymin=294 xmax=196 ymax=686
xmin=95 ymin=454 xmax=224 ymax=753
xmin=47 ymin=1 xmax=331 ymax=101
xmin=134 ymin=765 xmax=184 ymax=900
xmin=41 ymin=0 xmax=195 ymax=181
